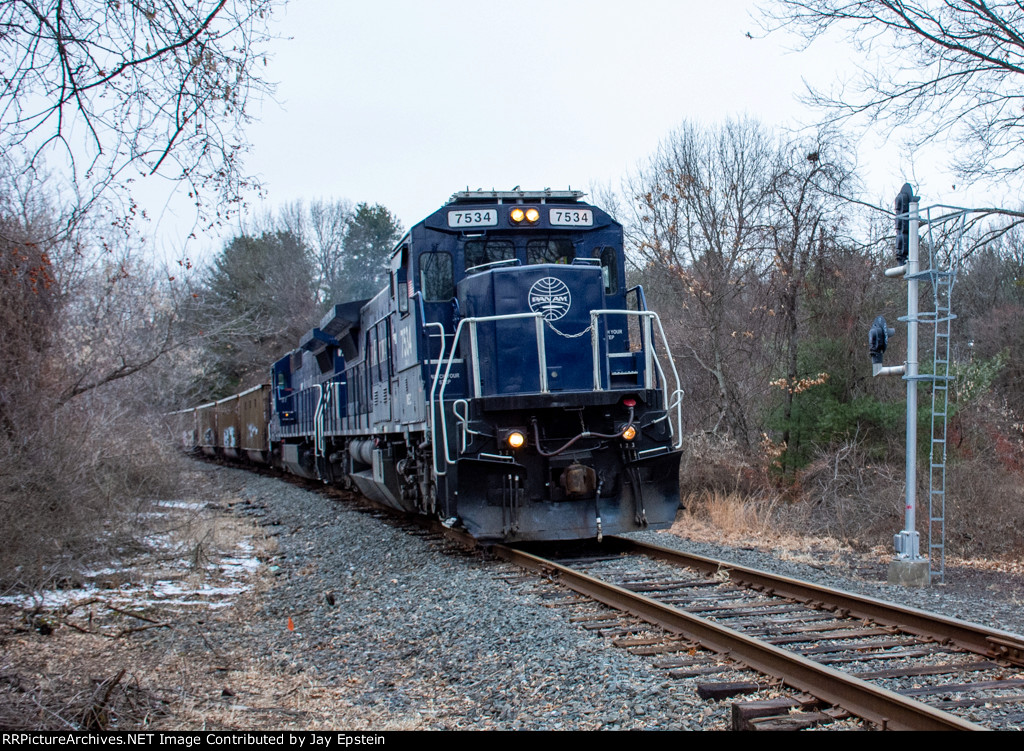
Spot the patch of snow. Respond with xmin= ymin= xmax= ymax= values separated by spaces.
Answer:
xmin=220 ymin=556 xmax=262 ymax=575
xmin=155 ymin=500 xmax=208 ymax=510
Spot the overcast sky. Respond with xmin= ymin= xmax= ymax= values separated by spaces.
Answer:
xmin=142 ymin=0 xmax=1002 ymax=257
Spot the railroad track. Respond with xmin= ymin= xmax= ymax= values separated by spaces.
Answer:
xmin=224 ymin=463 xmax=1024 ymax=729
xmin=484 ymin=535 xmax=1024 ymax=731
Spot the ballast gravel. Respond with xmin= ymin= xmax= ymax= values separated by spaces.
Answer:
xmin=121 ymin=464 xmax=1024 ymax=729
xmin=211 ymin=465 xmax=725 ymax=730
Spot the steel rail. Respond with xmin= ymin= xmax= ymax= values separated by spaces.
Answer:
xmin=611 ymin=536 xmax=1024 ymax=668
xmin=493 ymin=543 xmax=982 ymax=731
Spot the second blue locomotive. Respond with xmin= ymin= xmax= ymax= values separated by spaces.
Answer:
xmin=268 ymin=190 xmax=683 ymax=542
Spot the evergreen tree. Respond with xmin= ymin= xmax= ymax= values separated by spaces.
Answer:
xmin=198 ymin=230 xmax=318 ymax=395
xmin=334 ymin=203 xmax=403 ymax=302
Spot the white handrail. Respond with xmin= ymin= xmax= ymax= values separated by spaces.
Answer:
xmin=312 ymin=384 xmax=325 ymax=458
xmin=438 ymin=312 xmax=546 ymax=465
xmin=588 ymin=308 xmax=684 ymax=449
xmin=424 ymin=321 xmax=449 ymax=476
xmin=434 ymin=308 xmax=684 ymax=465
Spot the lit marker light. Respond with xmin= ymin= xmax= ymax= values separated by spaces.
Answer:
xmin=621 ymin=426 xmax=637 ymax=441
xmin=507 ymin=431 xmax=526 ymax=449
xmin=525 ymin=207 xmax=540 ymax=223
xmin=510 ymin=208 xmax=526 ymax=223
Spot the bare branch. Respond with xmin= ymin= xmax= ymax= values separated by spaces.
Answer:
xmin=761 ymin=1 xmax=1024 ymax=183
xmin=0 ymin=1 xmax=280 ymax=229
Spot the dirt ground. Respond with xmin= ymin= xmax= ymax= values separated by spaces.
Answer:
xmin=3 ymin=466 xmax=1024 ymax=731
xmin=0 ymin=470 xmax=346 ymax=731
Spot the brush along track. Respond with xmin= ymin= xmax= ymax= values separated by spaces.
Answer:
xmin=489 ymin=536 xmax=1024 ymax=731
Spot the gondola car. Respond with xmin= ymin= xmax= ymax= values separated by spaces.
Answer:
xmin=184 ymin=190 xmax=684 ymax=543
xmin=185 ymin=385 xmax=271 ymax=463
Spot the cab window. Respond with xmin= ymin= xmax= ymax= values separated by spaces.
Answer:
xmin=464 ymin=239 xmax=514 ymax=271
xmin=419 ymin=251 xmax=454 ymax=301
xmin=527 ymin=238 xmax=575 ymax=265
xmin=600 ymin=246 xmax=619 ymax=295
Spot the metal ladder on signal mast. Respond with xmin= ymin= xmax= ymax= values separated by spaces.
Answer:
xmin=924 ymin=268 xmax=955 ymax=583
xmin=915 ymin=207 xmax=963 ymax=583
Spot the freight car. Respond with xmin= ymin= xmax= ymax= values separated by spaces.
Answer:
xmin=177 ymin=190 xmax=684 ymax=543
xmin=188 ymin=384 xmax=271 ymax=463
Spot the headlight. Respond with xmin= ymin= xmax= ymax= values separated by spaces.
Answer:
xmin=509 ymin=207 xmax=540 ymax=224
xmin=506 ymin=430 xmax=526 ymax=449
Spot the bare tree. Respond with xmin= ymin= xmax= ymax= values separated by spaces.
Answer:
xmin=766 ymin=131 xmax=857 ymax=469
xmin=0 ymin=184 xmax=61 ymax=442
xmin=955 ymin=230 xmax=1024 ymax=415
xmin=0 ymin=0 xmax=279 ymax=228
xmin=232 ymin=198 xmax=358 ymax=309
xmin=0 ymin=3 xmax=285 ymax=587
xmin=58 ymin=245 xmax=183 ymax=406
xmin=760 ymin=1 xmax=1024 ymax=182
xmin=287 ymin=198 xmax=357 ymax=308
xmin=626 ymin=117 xmax=777 ymax=446
xmin=0 ymin=178 xmax=194 ymax=589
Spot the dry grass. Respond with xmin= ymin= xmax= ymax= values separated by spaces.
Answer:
xmin=0 ymin=405 xmax=186 ymax=593
xmin=676 ymin=431 xmax=1024 ymax=554
xmin=672 ymin=489 xmax=859 ymax=566
xmin=669 ymin=435 xmax=1024 ymax=579
xmin=676 ymin=489 xmax=766 ymax=540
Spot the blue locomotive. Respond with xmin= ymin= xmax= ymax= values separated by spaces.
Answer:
xmin=203 ymin=190 xmax=684 ymax=542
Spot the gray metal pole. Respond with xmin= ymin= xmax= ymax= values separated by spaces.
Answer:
xmin=901 ymin=198 xmax=920 ymax=559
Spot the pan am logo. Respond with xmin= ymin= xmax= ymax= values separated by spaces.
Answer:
xmin=529 ymin=277 xmax=572 ymax=321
